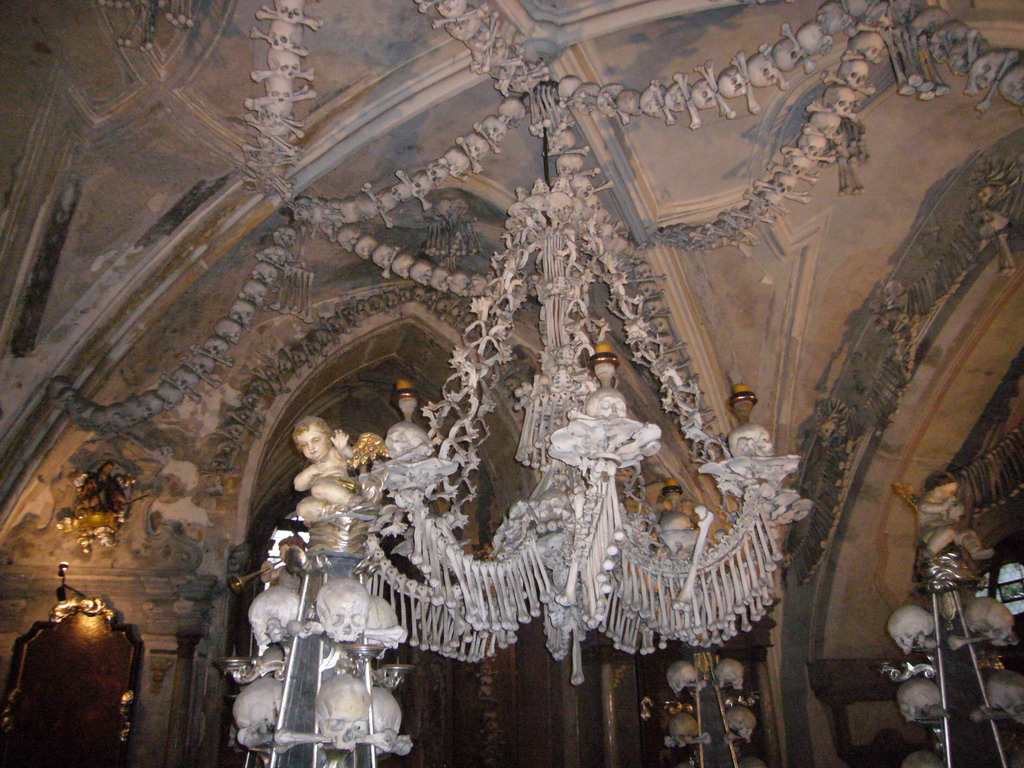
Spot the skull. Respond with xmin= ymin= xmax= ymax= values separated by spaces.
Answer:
xmin=896 ymin=678 xmax=944 ymax=722
xmin=725 ymin=705 xmax=756 ymax=741
xmin=370 ymin=687 xmax=403 ymax=737
xmin=615 ymin=88 xmax=642 ymax=120
xmin=334 ymin=225 xmax=361 ymax=249
xmin=408 ymin=260 xmax=433 ymax=285
xmin=371 ymin=243 xmax=399 ymax=270
xmin=229 ymin=298 xmax=258 ymax=329
xmin=985 ymin=669 xmax=1024 ymax=723
xmin=425 ymin=159 xmax=449 ymax=187
xmin=796 ymin=21 xmax=833 ymax=57
xmin=816 ymin=1 xmax=852 ymax=36
xmin=966 ymin=49 xmax=1020 ymax=96
xmin=546 ymin=190 xmax=574 ymax=224
xmin=666 ymin=660 xmax=703 ymax=694
xmin=316 ymin=673 xmax=370 ymax=748
xmin=999 ymin=63 xmax=1024 ymax=108
xmin=557 ymin=76 xmax=582 ymax=101
xmin=659 ymin=498 xmax=698 ymax=555
xmin=571 ymin=82 xmax=601 ymax=113
xmin=901 ymin=752 xmax=944 ymax=768
xmin=267 ymin=48 xmax=303 ymax=79
xmin=838 ymin=60 xmax=868 ymax=91
xmin=717 ymin=66 xmax=748 ymax=99
xmin=435 ymin=0 xmax=467 ymax=17
xmin=688 ymin=78 xmax=717 ymax=110
xmin=459 ymin=131 xmax=489 ymax=161
xmin=448 ymin=270 xmax=470 ymax=296
xmin=886 ymin=604 xmax=936 ymax=654
xmin=963 ymin=596 xmax=1018 ymax=645
xmin=273 ymin=226 xmax=297 ymax=248
xmin=443 ymin=147 xmax=472 ymax=179
xmin=928 ymin=20 xmax=970 ymax=64
xmin=498 ymin=96 xmax=527 ymax=125
xmin=364 ymin=596 xmax=408 ymax=648
xmin=316 ymin=577 xmax=371 ymax=642
xmin=640 ymin=80 xmax=668 ymax=117
xmin=728 ymin=423 xmax=774 ymax=458
xmin=234 ymin=677 xmax=283 ymax=748
xmin=201 ymin=335 xmax=232 ymax=362
xmin=583 ymin=387 xmax=627 ymax=418
xmin=746 ymin=50 xmax=787 ymax=89
xmin=771 ymin=37 xmax=802 ymax=73
xmin=215 ymin=317 xmax=244 ymax=344
xmin=251 ymin=261 xmax=281 ymax=286
xmin=353 ymin=235 xmax=378 ymax=260
xmin=390 ymin=253 xmax=415 ymax=279
xmin=477 ymin=114 xmax=509 ymax=147
xmin=137 ymin=390 xmax=167 ymax=418
xmin=798 ymin=128 xmax=830 ymax=156
xmin=666 ymin=712 xmax=700 ymax=747
xmin=385 ymin=421 xmax=431 ymax=459
xmin=596 ymin=84 xmax=624 ymax=117
xmin=846 ymin=31 xmax=885 ymax=64
xmin=715 ymin=658 xmax=745 ymax=690
xmin=468 ymin=274 xmax=488 ymax=295
xmin=154 ymin=381 xmax=183 ymax=410
xmin=249 ymin=584 xmax=301 ymax=646
xmin=239 ymin=279 xmax=271 ymax=308
xmin=429 ymin=264 xmax=451 ymax=292
xmin=808 ymin=111 xmax=842 ymax=138
xmin=822 ymin=84 xmax=857 ymax=116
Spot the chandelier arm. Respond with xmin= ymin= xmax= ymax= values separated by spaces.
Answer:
xmin=598 ymin=251 xmax=725 ymax=460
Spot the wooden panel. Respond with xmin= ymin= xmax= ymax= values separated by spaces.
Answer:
xmin=0 ymin=609 xmax=142 ymax=768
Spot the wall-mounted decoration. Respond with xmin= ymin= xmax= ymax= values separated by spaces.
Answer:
xmin=56 ymin=461 xmax=136 ymax=553
xmin=0 ymin=578 xmax=142 ymax=768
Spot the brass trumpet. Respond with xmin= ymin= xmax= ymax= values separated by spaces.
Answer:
xmin=227 ymin=563 xmax=281 ymax=595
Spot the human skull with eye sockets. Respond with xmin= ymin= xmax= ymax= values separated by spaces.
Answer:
xmin=717 ymin=65 xmax=748 ymax=101
xmin=316 ymin=673 xmax=370 ymax=749
xmin=728 ymin=423 xmax=774 ymax=458
xmin=746 ymin=49 xmax=788 ymax=90
xmin=316 ymin=577 xmax=371 ymax=642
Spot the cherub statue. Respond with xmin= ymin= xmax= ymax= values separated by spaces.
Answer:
xmin=292 ymin=416 xmax=388 ymax=526
xmin=902 ymin=472 xmax=993 ymax=561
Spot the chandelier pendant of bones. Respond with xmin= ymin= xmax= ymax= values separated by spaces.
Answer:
xmin=238 ymin=0 xmax=824 ymax=687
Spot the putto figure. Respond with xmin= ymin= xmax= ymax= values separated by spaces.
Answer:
xmin=291 ymin=416 xmax=388 ymax=533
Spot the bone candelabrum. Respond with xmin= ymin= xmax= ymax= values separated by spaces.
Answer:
xmin=645 ymin=652 xmax=767 ymax=768
xmin=884 ymin=474 xmax=1022 ymax=768
xmin=220 ymin=418 xmax=414 ymax=768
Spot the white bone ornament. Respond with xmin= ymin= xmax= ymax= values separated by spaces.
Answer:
xmin=234 ymin=676 xmax=284 ymax=748
xmin=249 ymin=583 xmax=301 ymax=646
xmin=887 ymin=604 xmax=936 ymax=654
xmin=316 ymin=577 xmax=372 ymax=642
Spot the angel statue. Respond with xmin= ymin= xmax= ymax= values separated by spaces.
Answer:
xmin=895 ymin=472 xmax=993 ymax=563
xmin=291 ymin=416 xmax=389 ymax=553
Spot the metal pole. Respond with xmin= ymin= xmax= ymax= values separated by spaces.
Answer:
xmin=952 ymin=592 xmax=1008 ymax=768
xmin=269 ymin=570 xmax=312 ymax=768
xmin=930 ymin=591 xmax=954 ymax=768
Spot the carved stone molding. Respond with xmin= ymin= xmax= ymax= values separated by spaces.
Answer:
xmin=199 ymin=282 xmax=474 ymax=474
